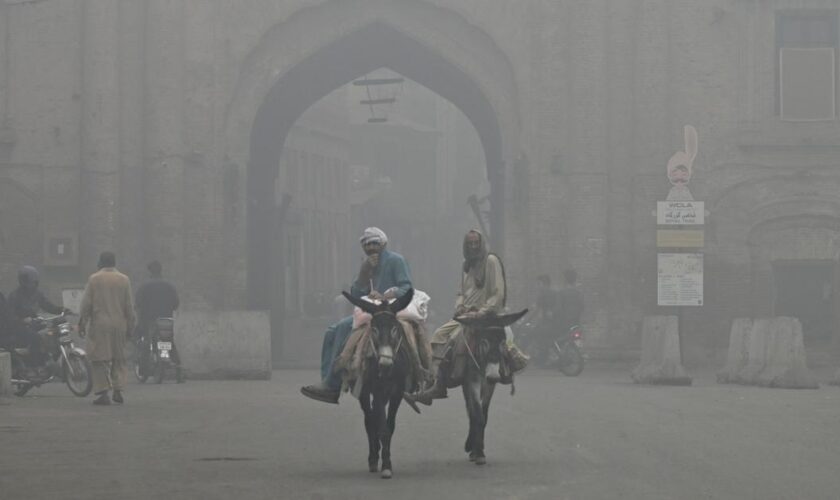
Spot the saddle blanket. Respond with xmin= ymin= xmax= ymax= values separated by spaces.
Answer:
xmin=335 ymin=319 xmax=433 ymax=399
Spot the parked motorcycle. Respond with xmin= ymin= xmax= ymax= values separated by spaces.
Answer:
xmin=135 ymin=317 xmax=184 ymax=384
xmin=9 ymin=313 xmax=93 ymax=397
xmin=519 ymin=322 xmax=585 ymax=376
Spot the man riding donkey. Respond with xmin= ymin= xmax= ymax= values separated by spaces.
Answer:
xmin=301 ymin=227 xmax=431 ymax=407
xmin=405 ymin=229 xmax=525 ymax=407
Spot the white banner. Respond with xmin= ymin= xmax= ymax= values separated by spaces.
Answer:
xmin=657 ymin=201 xmax=704 ymax=225
xmin=657 ymin=253 xmax=703 ymax=306
xmin=62 ymin=288 xmax=85 ymax=315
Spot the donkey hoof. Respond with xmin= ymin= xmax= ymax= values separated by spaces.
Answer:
xmin=474 ymin=456 xmax=486 ymax=466
xmin=380 ymin=469 xmax=393 ymax=479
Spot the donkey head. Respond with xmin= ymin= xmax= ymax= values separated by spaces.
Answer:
xmin=342 ymin=288 xmax=414 ymax=369
xmin=455 ymin=309 xmax=528 ymax=382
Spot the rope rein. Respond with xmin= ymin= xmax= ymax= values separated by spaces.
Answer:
xmin=463 ymin=329 xmax=482 ymax=371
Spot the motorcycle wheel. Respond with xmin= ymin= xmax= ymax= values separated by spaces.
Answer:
xmin=64 ymin=352 xmax=93 ymax=397
xmin=155 ymin=363 xmax=165 ymax=384
xmin=135 ymin=362 xmax=148 ymax=383
xmin=558 ymin=344 xmax=585 ymax=377
xmin=14 ymin=383 xmax=32 ymax=397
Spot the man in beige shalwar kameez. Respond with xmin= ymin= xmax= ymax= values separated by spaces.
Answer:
xmin=78 ymin=252 xmax=136 ymax=405
xmin=405 ymin=230 xmax=506 ymax=406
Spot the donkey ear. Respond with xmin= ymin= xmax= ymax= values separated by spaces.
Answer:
xmin=389 ymin=288 xmax=414 ymax=314
xmin=342 ymin=291 xmax=378 ymax=315
xmin=491 ymin=309 xmax=529 ymax=327
xmin=455 ymin=309 xmax=529 ymax=328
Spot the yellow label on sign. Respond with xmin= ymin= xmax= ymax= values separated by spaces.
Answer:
xmin=657 ymin=229 xmax=704 ymax=248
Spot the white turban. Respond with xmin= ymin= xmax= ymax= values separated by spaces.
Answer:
xmin=360 ymin=227 xmax=388 ymax=246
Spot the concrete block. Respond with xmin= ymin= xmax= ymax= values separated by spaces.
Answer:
xmin=829 ymin=368 xmax=840 ymax=387
xmin=735 ymin=318 xmax=771 ymax=385
xmin=0 ymin=351 xmax=11 ymax=397
xmin=632 ymin=316 xmax=692 ymax=386
xmin=717 ymin=318 xmax=752 ymax=384
xmin=176 ymin=311 xmax=271 ymax=380
xmin=755 ymin=317 xmax=818 ymax=389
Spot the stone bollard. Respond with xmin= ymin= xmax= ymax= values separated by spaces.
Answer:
xmin=632 ymin=316 xmax=692 ymax=386
xmin=755 ymin=317 xmax=817 ymax=389
xmin=734 ymin=318 xmax=771 ymax=385
xmin=830 ymin=368 xmax=840 ymax=387
xmin=717 ymin=318 xmax=752 ymax=384
xmin=0 ymin=351 xmax=11 ymax=397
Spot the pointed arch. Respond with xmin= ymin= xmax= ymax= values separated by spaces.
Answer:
xmin=221 ymin=1 xmax=520 ymax=307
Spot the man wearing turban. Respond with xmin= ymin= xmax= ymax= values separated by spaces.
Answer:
xmin=301 ymin=227 xmax=413 ymax=404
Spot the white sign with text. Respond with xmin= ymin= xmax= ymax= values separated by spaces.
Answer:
xmin=657 ymin=201 xmax=704 ymax=225
xmin=657 ymin=253 xmax=703 ymax=306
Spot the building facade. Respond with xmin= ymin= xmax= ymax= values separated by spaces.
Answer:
xmin=1 ymin=0 xmax=839 ymax=361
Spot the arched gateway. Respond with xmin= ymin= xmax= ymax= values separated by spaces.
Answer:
xmin=222 ymin=1 xmax=521 ymax=310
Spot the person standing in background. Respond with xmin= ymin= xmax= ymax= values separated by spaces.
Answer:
xmin=78 ymin=252 xmax=136 ymax=406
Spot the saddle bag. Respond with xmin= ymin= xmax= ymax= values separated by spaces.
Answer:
xmin=504 ymin=341 xmax=530 ymax=374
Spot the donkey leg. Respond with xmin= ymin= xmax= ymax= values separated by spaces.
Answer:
xmin=372 ymin=389 xmax=391 ymax=478
xmin=474 ymin=381 xmax=496 ymax=466
xmin=462 ymin=384 xmax=474 ymax=455
xmin=380 ymin=391 xmax=401 ymax=479
xmin=360 ymin=389 xmax=379 ymax=472
xmin=462 ymin=375 xmax=484 ymax=463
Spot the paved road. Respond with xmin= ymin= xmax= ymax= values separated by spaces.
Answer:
xmin=2 ymin=365 xmax=839 ymax=500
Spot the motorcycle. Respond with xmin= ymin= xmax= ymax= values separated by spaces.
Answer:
xmin=519 ymin=322 xmax=585 ymax=376
xmin=9 ymin=313 xmax=93 ymax=397
xmin=135 ymin=317 xmax=184 ymax=384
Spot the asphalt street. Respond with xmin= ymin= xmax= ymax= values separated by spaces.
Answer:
xmin=2 ymin=365 xmax=839 ymax=500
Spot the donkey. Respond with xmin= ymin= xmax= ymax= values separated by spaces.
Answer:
xmin=454 ymin=309 xmax=527 ymax=465
xmin=342 ymin=289 xmax=415 ymax=479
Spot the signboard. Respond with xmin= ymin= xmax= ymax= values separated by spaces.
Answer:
xmin=657 ymin=201 xmax=704 ymax=225
xmin=62 ymin=288 xmax=85 ymax=315
xmin=656 ymin=229 xmax=704 ymax=248
xmin=657 ymin=253 xmax=703 ymax=306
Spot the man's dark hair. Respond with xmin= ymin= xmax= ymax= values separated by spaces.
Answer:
xmin=563 ymin=269 xmax=578 ymax=285
xmin=98 ymin=251 xmax=116 ymax=269
xmin=148 ymin=260 xmax=162 ymax=276
xmin=537 ymin=274 xmax=551 ymax=286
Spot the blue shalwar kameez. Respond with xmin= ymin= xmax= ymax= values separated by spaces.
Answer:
xmin=320 ymin=249 xmax=412 ymax=390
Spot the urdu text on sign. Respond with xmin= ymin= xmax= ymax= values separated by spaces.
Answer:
xmin=657 ymin=201 xmax=704 ymax=225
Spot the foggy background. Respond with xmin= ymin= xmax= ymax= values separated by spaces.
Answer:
xmin=3 ymin=2 xmax=840 ymax=499
xmin=1 ymin=0 xmax=839 ymax=369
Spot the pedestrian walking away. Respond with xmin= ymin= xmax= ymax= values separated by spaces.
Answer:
xmin=78 ymin=252 xmax=136 ymax=405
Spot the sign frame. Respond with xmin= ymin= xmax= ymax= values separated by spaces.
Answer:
xmin=657 ymin=253 xmax=704 ymax=307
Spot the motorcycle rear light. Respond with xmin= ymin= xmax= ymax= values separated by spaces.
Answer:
xmin=572 ymin=331 xmax=582 ymax=338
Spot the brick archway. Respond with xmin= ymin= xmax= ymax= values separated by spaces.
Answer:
xmin=221 ymin=1 xmax=520 ymax=309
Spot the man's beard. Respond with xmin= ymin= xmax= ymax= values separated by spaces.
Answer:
xmin=465 ymin=248 xmax=483 ymax=261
